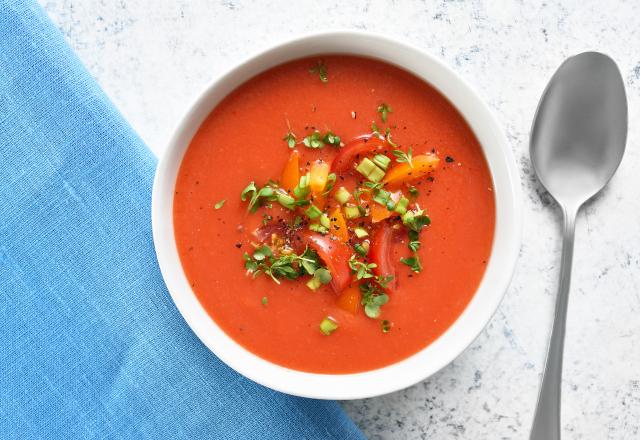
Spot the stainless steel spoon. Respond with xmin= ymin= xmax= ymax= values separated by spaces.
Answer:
xmin=529 ymin=52 xmax=627 ymax=439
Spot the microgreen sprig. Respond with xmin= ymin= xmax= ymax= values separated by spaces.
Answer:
xmin=377 ymin=103 xmax=393 ymax=123
xmin=393 ymin=147 xmax=413 ymax=168
xmin=309 ymin=60 xmax=328 ymax=83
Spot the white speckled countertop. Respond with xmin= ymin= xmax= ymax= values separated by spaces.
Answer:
xmin=40 ymin=1 xmax=640 ymax=438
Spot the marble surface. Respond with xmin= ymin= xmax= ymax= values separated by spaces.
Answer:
xmin=40 ymin=1 xmax=640 ymax=438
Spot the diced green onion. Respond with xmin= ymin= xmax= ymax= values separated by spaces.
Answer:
xmin=306 ymin=277 xmax=322 ymax=291
xmin=356 ymin=158 xmax=386 ymax=183
xmin=334 ymin=186 xmax=352 ymax=204
xmin=368 ymin=166 xmax=386 ymax=183
xmin=394 ymin=196 xmax=409 ymax=215
xmin=319 ymin=316 xmax=339 ymax=335
xmin=385 ymin=199 xmax=396 ymax=210
xmin=319 ymin=213 xmax=331 ymax=229
xmin=356 ymin=157 xmax=377 ymax=177
xmin=305 ymin=204 xmax=322 ymax=219
xmin=372 ymin=154 xmax=391 ymax=170
xmin=354 ymin=241 xmax=369 ymax=256
xmin=294 ymin=173 xmax=311 ymax=199
xmin=344 ymin=205 xmax=361 ymax=219
xmin=276 ymin=192 xmax=295 ymax=210
xmin=372 ymin=189 xmax=391 ymax=206
xmin=353 ymin=227 xmax=369 ymax=238
xmin=309 ymin=223 xmax=329 ymax=234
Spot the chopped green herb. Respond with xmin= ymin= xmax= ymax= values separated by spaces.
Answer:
xmin=376 ymin=274 xmax=394 ymax=289
xmin=402 ymin=209 xmax=431 ymax=232
xmin=360 ymin=283 xmax=389 ymax=319
xmin=319 ymin=316 xmax=338 ymax=335
xmin=214 ymin=199 xmax=226 ymax=209
xmin=408 ymin=186 xmax=419 ymax=198
xmin=393 ymin=147 xmax=413 ymax=168
xmin=262 ymin=214 xmax=273 ymax=226
xmin=385 ymin=128 xmax=398 ymax=147
xmin=283 ymin=130 xmax=297 ymax=148
xmin=445 ymin=156 xmax=455 ymax=163
xmin=261 ymin=296 xmax=268 ymax=306
xmin=322 ymin=131 xmax=341 ymax=147
xmin=323 ymin=173 xmax=337 ymax=195
xmin=309 ymin=60 xmax=328 ymax=83
xmin=371 ymin=121 xmax=380 ymax=136
xmin=381 ymin=319 xmax=392 ymax=333
xmin=252 ymin=245 xmax=272 ymax=261
xmin=400 ymin=254 xmax=422 ymax=273
xmin=377 ymin=103 xmax=393 ymax=123
xmin=303 ymin=131 xmax=325 ymax=149
xmin=408 ymin=229 xmax=420 ymax=252
xmin=349 ymin=255 xmax=377 ymax=280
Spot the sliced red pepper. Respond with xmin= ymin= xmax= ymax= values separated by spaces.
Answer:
xmin=369 ymin=222 xmax=397 ymax=293
xmin=330 ymin=134 xmax=386 ymax=173
xmin=303 ymin=232 xmax=352 ymax=294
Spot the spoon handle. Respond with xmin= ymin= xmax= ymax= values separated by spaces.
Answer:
xmin=530 ymin=207 xmax=577 ymax=440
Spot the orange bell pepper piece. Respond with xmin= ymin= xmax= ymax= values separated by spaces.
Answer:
xmin=329 ymin=207 xmax=349 ymax=242
xmin=383 ymin=153 xmax=440 ymax=187
xmin=309 ymin=160 xmax=330 ymax=195
xmin=337 ymin=285 xmax=360 ymax=314
xmin=280 ymin=150 xmax=300 ymax=193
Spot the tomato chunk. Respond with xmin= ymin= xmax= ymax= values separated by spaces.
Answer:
xmin=331 ymin=134 xmax=385 ymax=172
xmin=369 ymin=222 xmax=397 ymax=292
xmin=303 ymin=232 xmax=352 ymax=293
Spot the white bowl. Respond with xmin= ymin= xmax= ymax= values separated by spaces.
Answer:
xmin=152 ymin=31 xmax=522 ymax=400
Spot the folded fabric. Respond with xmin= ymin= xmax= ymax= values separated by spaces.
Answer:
xmin=0 ymin=2 xmax=364 ymax=439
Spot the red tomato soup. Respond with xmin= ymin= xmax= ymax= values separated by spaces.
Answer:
xmin=173 ymin=55 xmax=495 ymax=374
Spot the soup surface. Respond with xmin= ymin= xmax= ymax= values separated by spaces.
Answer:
xmin=174 ymin=55 xmax=495 ymax=374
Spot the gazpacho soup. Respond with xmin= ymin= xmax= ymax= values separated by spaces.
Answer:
xmin=173 ymin=55 xmax=495 ymax=374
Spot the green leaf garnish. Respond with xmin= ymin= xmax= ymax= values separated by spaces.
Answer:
xmin=303 ymin=131 xmax=325 ymax=149
xmin=393 ymin=147 xmax=413 ymax=168
xmin=283 ymin=130 xmax=297 ymax=148
xmin=360 ymin=283 xmax=389 ymax=319
xmin=348 ymin=255 xmax=377 ymax=280
xmin=309 ymin=60 xmax=328 ymax=83
xmin=400 ymin=254 xmax=422 ymax=273
xmin=314 ymin=268 xmax=332 ymax=285
xmin=407 ymin=229 xmax=420 ymax=252
xmin=381 ymin=319 xmax=392 ymax=333
xmin=408 ymin=186 xmax=419 ymax=198
xmin=371 ymin=121 xmax=380 ymax=136
xmin=214 ymin=199 xmax=226 ymax=209
xmin=322 ymin=131 xmax=341 ymax=147
xmin=377 ymin=103 xmax=393 ymax=123
xmin=261 ymin=296 xmax=268 ymax=306
xmin=385 ymin=127 xmax=398 ymax=147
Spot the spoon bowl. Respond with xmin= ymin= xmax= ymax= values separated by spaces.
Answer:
xmin=529 ymin=52 xmax=627 ymax=440
xmin=531 ymin=52 xmax=627 ymax=208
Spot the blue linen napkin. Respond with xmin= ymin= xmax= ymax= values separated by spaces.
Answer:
xmin=0 ymin=2 xmax=364 ymax=439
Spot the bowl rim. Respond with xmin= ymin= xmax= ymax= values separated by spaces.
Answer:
xmin=152 ymin=30 xmax=522 ymax=400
